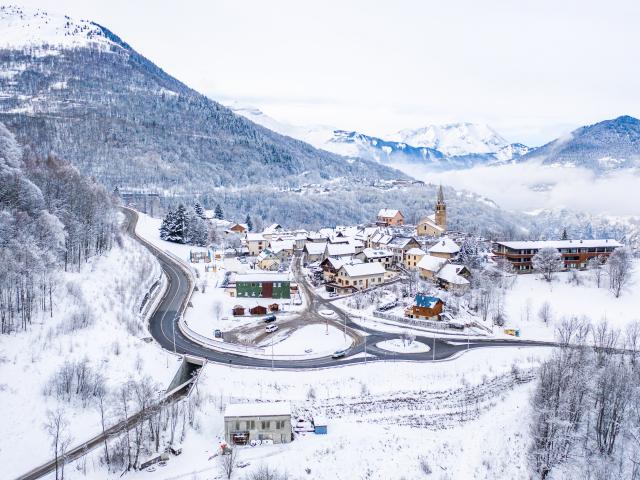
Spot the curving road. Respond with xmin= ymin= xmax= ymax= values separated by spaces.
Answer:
xmin=124 ymin=208 xmax=553 ymax=368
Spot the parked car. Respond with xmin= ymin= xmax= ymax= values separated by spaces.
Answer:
xmin=214 ymin=329 xmax=223 ymax=338
xmin=265 ymin=324 xmax=279 ymax=333
xmin=263 ymin=314 xmax=277 ymax=323
xmin=332 ymin=350 xmax=346 ymax=359
xmin=328 ymin=292 xmax=338 ymax=298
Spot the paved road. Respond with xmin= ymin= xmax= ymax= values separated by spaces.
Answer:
xmin=124 ymin=208 xmax=553 ymax=368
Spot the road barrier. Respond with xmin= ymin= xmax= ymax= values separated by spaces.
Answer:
xmin=372 ymin=310 xmax=452 ymax=330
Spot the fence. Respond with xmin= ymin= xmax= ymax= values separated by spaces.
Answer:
xmin=372 ymin=310 xmax=452 ymax=330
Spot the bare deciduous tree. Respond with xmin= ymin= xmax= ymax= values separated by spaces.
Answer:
xmin=606 ymin=247 xmax=633 ymax=298
xmin=44 ymin=407 xmax=72 ymax=480
xmin=532 ymin=247 xmax=564 ymax=282
xmin=538 ymin=302 xmax=553 ymax=325
xmin=586 ymin=255 xmax=605 ymax=288
xmin=220 ymin=446 xmax=237 ymax=479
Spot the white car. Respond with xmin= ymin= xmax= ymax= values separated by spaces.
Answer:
xmin=265 ymin=324 xmax=278 ymax=333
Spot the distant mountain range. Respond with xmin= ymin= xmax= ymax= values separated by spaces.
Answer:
xmin=230 ymin=105 xmax=534 ymax=169
xmin=0 ymin=6 xmax=403 ymax=192
xmin=231 ymin=105 xmax=640 ymax=174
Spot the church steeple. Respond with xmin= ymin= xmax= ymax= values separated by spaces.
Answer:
xmin=435 ymin=184 xmax=446 ymax=230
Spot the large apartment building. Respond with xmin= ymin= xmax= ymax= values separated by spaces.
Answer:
xmin=492 ymin=239 xmax=623 ymax=272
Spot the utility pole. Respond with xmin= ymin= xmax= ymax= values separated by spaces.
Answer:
xmin=173 ymin=315 xmax=177 ymax=354
xmin=271 ymin=338 xmax=274 ymax=371
xmin=364 ymin=334 xmax=367 ymax=364
xmin=432 ymin=335 xmax=435 ymax=361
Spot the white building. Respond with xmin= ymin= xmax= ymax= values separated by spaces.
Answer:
xmin=224 ymin=402 xmax=292 ymax=445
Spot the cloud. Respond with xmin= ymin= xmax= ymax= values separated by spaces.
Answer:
xmin=394 ymin=161 xmax=640 ymax=218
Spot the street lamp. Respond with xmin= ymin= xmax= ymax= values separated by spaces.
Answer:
xmin=173 ymin=315 xmax=177 ymax=354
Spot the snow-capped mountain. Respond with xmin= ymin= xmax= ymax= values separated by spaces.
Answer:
xmin=390 ymin=122 xmax=508 ymax=156
xmin=231 ymin=104 xmax=531 ymax=168
xmin=521 ymin=115 xmax=640 ymax=171
xmin=0 ymin=6 xmax=404 ymax=191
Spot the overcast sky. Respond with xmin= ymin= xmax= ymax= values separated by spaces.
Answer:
xmin=14 ymin=0 xmax=640 ymax=145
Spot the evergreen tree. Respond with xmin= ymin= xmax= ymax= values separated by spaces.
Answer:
xmin=245 ymin=214 xmax=253 ymax=232
xmin=166 ymin=204 xmax=188 ymax=243
xmin=214 ymin=204 xmax=224 ymax=220
xmin=561 ymin=228 xmax=568 ymax=240
xmin=159 ymin=208 xmax=173 ymax=240
xmin=186 ymin=209 xmax=209 ymax=246
xmin=194 ymin=201 xmax=205 ymax=219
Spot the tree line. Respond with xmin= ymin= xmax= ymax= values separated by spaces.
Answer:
xmin=0 ymin=123 xmax=118 ymax=335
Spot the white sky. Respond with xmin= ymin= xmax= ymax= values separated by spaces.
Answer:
xmin=12 ymin=0 xmax=640 ymax=145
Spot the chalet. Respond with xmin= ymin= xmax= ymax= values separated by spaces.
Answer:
xmin=320 ymin=257 xmax=347 ymax=282
xmin=224 ymin=402 xmax=292 ymax=445
xmin=427 ymin=237 xmax=460 ymax=260
xmin=323 ymin=242 xmax=356 ymax=261
xmin=303 ymin=242 xmax=327 ymax=263
xmin=416 ymin=255 xmax=448 ymax=280
xmin=404 ymin=247 xmax=426 ymax=270
xmin=228 ymin=223 xmax=248 ymax=234
xmin=387 ymin=236 xmax=421 ymax=264
xmin=268 ymin=239 xmax=295 ymax=259
xmin=249 ymin=305 xmax=268 ymax=315
xmin=245 ymin=233 xmax=267 ymax=256
xmin=436 ymin=264 xmax=470 ymax=292
xmin=355 ymin=248 xmax=393 ymax=268
xmin=377 ymin=209 xmax=404 ymax=226
xmin=262 ymin=224 xmax=283 ymax=239
xmin=492 ymin=239 xmax=623 ymax=272
xmin=235 ymin=273 xmax=291 ymax=299
xmin=405 ymin=294 xmax=444 ymax=321
xmin=368 ymin=231 xmax=394 ymax=249
xmin=232 ymin=305 xmax=245 ymax=316
xmin=256 ymin=249 xmax=281 ymax=271
xmin=334 ymin=262 xmax=386 ymax=294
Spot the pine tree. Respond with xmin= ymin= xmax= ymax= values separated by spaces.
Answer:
xmin=194 ymin=201 xmax=205 ymax=219
xmin=159 ymin=208 xmax=173 ymax=240
xmin=561 ymin=228 xmax=568 ymax=240
xmin=166 ymin=204 xmax=188 ymax=243
xmin=245 ymin=214 xmax=253 ymax=232
xmin=214 ymin=204 xmax=224 ymax=220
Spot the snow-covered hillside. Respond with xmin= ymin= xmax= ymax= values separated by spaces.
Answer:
xmin=0 ymin=5 xmax=115 ymax=50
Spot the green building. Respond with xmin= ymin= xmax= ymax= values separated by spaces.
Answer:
xmin=235 ymin=273 xmax=291 ymax=299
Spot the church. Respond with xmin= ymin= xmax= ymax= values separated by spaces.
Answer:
xmin=417 ymin=185 xmax=446 ymax=237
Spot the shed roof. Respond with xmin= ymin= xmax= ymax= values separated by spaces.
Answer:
xmin=225 ymin=402 xmax=291 ymax=418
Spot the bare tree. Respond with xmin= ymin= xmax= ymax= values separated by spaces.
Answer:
xmin=538 ymin=302 xmax=553 ymax=325
xmin=594 ymin=362 xmax=632 ymax=455
xmin=44 ymin=407 xmax=72 ymax=480
xmin=625 ymin=321 xmax=640 ymax=366
xmin=591 ymin=320 xmax=620 ymax=367
xmin=586 ymin=255 xmax=605 ymax=288
xmin=532 ymin=247 xmax=564 ymax=282
xmin=220 ymin=446 xmax=237 ymax=479
xmin=94 ymin=377 xmax=110 ymax=467
xmin=606 ymin=247 xmax=633 ymax=298
xmin=213 ymin=300 xmax=224 ymax=322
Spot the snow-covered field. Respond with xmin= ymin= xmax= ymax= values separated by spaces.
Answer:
xmin=501 ymin=260 xmax=640 ymax=341
xmin=260 ymin=324 xmax=352 ymax=357
xmin=0 ymin=233 xmax=175 ymax=479
xmin=376 ymin=339 xmax=430 ymax=353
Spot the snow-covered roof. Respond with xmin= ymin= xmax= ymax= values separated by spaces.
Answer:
xmin=225 ymin=402 xmax=291 ymax=418
xmin=406 ymin=247 xmax=426 ymax=256
xmin=418 ymin=216 xmax=443 ymax=231
xmin=417 ymin=255 xmax=448 ymax=272
xmin=246 ymin=233 xmax=265 ymax=242
xmin=377 ymin=209 xmax=402 ymax=218
xmin=388 ymin=237 xmax=417 ymax=249
xmin=263 ymin=223 xmax=282 ymax=234
xmin=436 ymin=264 xmax=470 ymax=285
xmin=428 ymin=237 xmax=460 ymax=254
xmin=361 ymin=248 xmax=393 ymax=259
xmin=304 ymin=242 xmax=327 ymax=255
xmin=415 ymin=294 xmax=442 ymax=309
xmin=326 ymin=243 xmax=356 ymax=257
xmin=269 ymin=240 xmax=294 ymax=253
xmin=339 ymin=262 xmax=386 ymax=278
xmin=494 ymin=239 xmax=623 ymax=250
xmin=235 ymin=273 xmax=290 ymax=283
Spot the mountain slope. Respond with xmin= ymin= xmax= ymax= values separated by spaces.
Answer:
xmin=521 ymin=115 xmax=640 ymax=170
xmin=0 ymin=6 xmax=403 ymax=191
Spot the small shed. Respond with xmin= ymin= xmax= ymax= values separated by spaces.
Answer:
xmin=314 ymin=415 xmax=327 ymax=435
xmin=232 ymin=305 xmax=245 ymax=316
xmin=250 ymin=305 xmax=267 ymax=315
xmin=269 ymin=303 xmax=279 ymax=312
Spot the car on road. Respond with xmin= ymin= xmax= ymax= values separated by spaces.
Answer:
xmin=328 ymin=292 xmax=338 ymax=298
xmin=265 ymin=324 xmax=278 ymax=333
xmin=214 ymin=329 xmax=222 ymax=338
xmin=263 ymin=314 xmax=277 ymax=323
xmin=331 ymin=350 xmax=346 ymax=359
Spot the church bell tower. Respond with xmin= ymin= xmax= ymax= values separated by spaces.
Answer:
xmin=435 ymin=185 xmax=446 ymax=231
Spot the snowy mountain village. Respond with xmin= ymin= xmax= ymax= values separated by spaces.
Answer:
xmin=124 ymin=182 xmax=635 ymax=471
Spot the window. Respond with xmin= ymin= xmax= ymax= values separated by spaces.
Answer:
xmin=235 ymin=421 xmax=240 ymax=431
xmin=276 ymin=420 xmax=285 ymax=429
xmin=261 ymin=420 xmax=271 ymax=430
xmin=246 ymin=420 xmax=255 ymax=430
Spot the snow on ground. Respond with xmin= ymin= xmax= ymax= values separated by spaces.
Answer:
xmin=260 ymin=324 xmax=352 ymax=357
xmin=501 ymin=260 xmax=640 ymax=341
xmin=0 ymin=233 xmax=175 ymax=479
xmin=135 ymin=212 xmax=305 ymax=340
xmin=376 ymin=339 xmax=430 ymax=353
